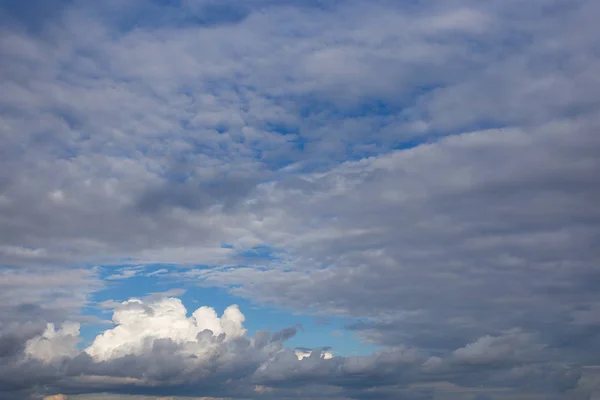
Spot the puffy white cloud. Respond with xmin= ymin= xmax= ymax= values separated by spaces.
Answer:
xmin=7 ymin=296 xmax=592 ymax=400
xmin=85 ymin=298 xmax=246 ymax=362
xmin=25 ymin=322 xmax=80 ymax=362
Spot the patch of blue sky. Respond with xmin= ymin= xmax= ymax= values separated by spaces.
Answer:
xmin=427 ymin=120 xmax=510 ymax=139
xmin=82 ymin=1 xmax=252 ymax=33
xmin=233 ymin=244 xmax=283 ymax=262
xmin=0 ymin=0 xmax=73 ymax=32
xmin=287 ymin=135 xmax=308 ymax=153
xmin=263 ymin=121 xmax=300 ymax=137
xmin=389 ymin=136 xmax=432 ymax=152
xmin=296 ymin=83 xmax=442 ymax=119
xmin=81 ymin=263 xmax=376 ymax=356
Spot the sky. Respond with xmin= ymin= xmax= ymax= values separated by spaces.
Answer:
xmin=0 ymin=0 xmax=599 ymax=399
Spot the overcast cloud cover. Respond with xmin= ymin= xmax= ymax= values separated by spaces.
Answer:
xmin=1 ymin=0 xmax=600 ymax=399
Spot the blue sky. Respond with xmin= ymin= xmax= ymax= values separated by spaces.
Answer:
xmin=80 ymin=263 xmax=378 ymax=356
xmin=1 ymin=0 xmax=600 ymax=400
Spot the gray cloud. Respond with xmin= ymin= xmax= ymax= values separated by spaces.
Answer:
xmin=1 ymin=0 xmax=599 ymax=398
xmin=3 ymin=295 xmax=590 ymax=400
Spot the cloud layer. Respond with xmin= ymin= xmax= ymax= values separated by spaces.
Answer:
xmin=1 ymin=0 xmax=599 ymax=399
xmin=14 ymin=297 xmax=589 ymax=400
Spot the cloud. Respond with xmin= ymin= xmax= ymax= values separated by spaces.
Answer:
xmin=16 ymin=297 xmax=291 ymax=397
xmin=43 ymin=395 xmax=68 ymax=400
xmin=200 ymin=120 xmax=600 ymax=340
xmin=84 ymin=297 xmax=246 ymax=362
xmin=14 ymin=297 xmax=424 ymax=398
xmin=452 ymin=330 xmax=543 ymax=365
xmin=25 ymin=322 xmax=80 ymax=363
xmin=294 ymin=348 xmax=333 ymax=360
xmin=1 ymin=0 xmax=599 ymax=399
xmin=2 ymin=296 xmax=595 ymax=399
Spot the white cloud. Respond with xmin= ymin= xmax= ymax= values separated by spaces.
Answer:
xmin=85 ymin=297 xmax=246 ymax=362
xmin=294 ymin=348 xmax=333 ymax=360
xmin=25 ymin=322 xmax=81 ymax=362
xmin=10 ymin=296 xmax=590 ymax=400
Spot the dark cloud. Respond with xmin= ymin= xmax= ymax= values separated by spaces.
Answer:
xmin=0 ymin=321 xmax=592 ymax=399
xmin=136 ymin=170 xmax=263 ymax=213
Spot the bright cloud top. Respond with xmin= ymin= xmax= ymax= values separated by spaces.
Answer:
xmin=25 ymin=298 xmax=317 ymax=365
xmin=18 ymin=297 xmax=589 ymax=400
xmin=85 ymin=298 xmax=246 ymax=362
xmin=25 ymin=322 xmax=81 ymax=363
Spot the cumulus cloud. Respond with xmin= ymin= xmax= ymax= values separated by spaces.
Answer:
xmin=85 ymin=298 xmax=245 ymax=362
xmin=25 ymin=322 xmax=80 ymax=363
xmin=15 ymin=297 xmax=423 ymax=398
xmin=3 ymin=296 xmax=596 ymax=399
